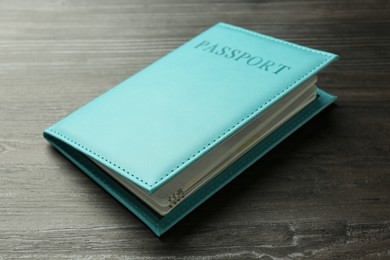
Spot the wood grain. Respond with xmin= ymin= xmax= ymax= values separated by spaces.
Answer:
xmin=1 ymin=0 xmax=389 ymax=259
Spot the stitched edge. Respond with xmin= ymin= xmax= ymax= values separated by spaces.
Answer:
xmin=218 ymin=23 xmax=334 ymax=58
xmin=158 ymin=97 xmax=325 ymax=229
xmin=47 ymin=129 xmax=152 ymax=186
xmin=48 ymin=24 xmax=335 ymax=189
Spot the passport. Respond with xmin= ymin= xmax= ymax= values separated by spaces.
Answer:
xmin=44 ymin=23 xmax=338 ymax=236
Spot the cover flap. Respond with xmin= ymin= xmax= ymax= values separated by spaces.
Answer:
xmin=44 ymin=23 xmax=338 ymax=193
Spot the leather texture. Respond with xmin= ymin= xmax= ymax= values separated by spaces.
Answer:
xmin=44 ymin=23 xmax=338 ymax=193
xmin=44 ymin=23 xmax=338 ymax=236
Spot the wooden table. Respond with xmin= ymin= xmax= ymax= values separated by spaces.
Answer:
xmin=1 ymin=0 xmax=389 ymax=258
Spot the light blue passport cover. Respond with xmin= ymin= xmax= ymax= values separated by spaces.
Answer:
xmin=44 ymin=23 xmax=338 ymax=236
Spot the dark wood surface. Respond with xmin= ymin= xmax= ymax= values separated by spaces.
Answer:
xmin=1 ymin=0 xmax=389 ymax=259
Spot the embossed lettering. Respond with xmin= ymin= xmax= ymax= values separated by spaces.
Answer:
xmin=193 ymin=40 xmax=292 ymax=76
xmin=194 ymin=40 xmax=210 ymax=49
xmin=203 ymin=44 xmax=218 ymax=53
xmin=258 ymin=60 xmax=275 ymax=71
xmin=215 ymin=46 xmax=231 ymax=56
xmin=235 ymin=52 xmax=251 ymax=61
xmin=247 ymin=57 xmax=263 ymax=66
xmin=225 ymin=49 xmax=241 ymax=59
xmin=274 ymin=64 xmax=291 ymax=75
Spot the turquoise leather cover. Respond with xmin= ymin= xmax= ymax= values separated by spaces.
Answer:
xmin=44 ymin=23 xmax=338 ymax=236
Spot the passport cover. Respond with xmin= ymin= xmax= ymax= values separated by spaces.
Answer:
xmin=43 ymin=23 xmax=338 ymax=236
